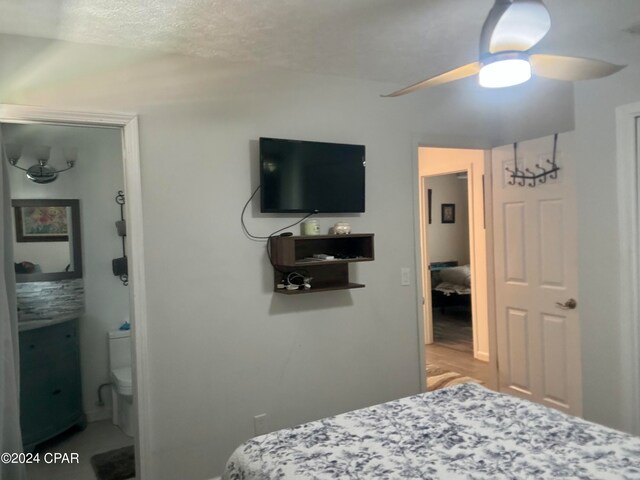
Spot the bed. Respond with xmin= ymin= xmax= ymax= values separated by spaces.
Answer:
xmin=430 ymin=262 xmax=471 ymax=311
xmin=223 ymin=383 xmax=640 ymax=479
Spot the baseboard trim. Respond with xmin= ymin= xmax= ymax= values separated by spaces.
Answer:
xmin=474 ymin=351 xmax=489 ymax=362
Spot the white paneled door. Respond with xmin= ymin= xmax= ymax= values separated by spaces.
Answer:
xmin=492 ymin=133 xmax=582 ymax=416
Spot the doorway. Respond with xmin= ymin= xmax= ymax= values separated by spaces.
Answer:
xmin=616 ymin=101 xmax=640 ymax=433
xmin=0 ymin=105 xmax=150 ymax=478
xmin=417 ymin=147 xmax=493 ymax=391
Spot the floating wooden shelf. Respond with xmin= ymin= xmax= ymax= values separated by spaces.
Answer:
xmin=269 ymin=234 xmax=374 ymax=294
xmin=275 ymin=282 xmax=366 ymax=295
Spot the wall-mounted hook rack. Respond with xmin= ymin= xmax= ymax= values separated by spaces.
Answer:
xmin=505 ymin=133 xmax=560 ymax=188
xmin=112 ymin=190 xmax=128 ymax=286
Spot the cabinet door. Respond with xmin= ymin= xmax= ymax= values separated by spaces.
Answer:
xmin=19 ymin=321 xmax=84 ymax=448
xmin=20 ymin=361 xmax=54 ymax=446
xmin=49 ymin=348 xmax=83 ymax=431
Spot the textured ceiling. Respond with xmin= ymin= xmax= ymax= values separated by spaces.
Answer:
xmin=0 ymin=0 xmax=638 ymax=85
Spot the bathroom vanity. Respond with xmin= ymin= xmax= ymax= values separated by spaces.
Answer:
xmin=19 ymin=317 xmax=86 ymax=452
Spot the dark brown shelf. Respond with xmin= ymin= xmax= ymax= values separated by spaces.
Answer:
xmin=274 ymin=282 xmax=365 ymax=295
xmin=269 ymin=233 xmax=374 ymax=294
xmin=269 ymin=233 xmax=375 ymax=267
xmin=293 ymin=256 xmax=374 ymax=266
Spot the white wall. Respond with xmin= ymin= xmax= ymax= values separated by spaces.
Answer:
xmin=0 ymin=33 xmax=574 ymax=479
xmin=574 ymin=35 xmax=640 ymax=430
xmin=425 ymin=174 xmax=470 ymax=265
xmin=5 ymin=123 xmax=128 ymax=422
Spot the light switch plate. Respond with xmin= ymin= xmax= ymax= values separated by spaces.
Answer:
xmin=254 ymin=414 xmax=268 ymax=435
xmin=401 ymin=268 xmax=411 ymax=286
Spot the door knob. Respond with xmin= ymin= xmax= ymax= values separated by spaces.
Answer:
xmin=556 ymin=298 xmax=577 ymax=310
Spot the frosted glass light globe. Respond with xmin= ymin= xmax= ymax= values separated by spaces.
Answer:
xmin=479 ymin=58 xmax=532 ymax=88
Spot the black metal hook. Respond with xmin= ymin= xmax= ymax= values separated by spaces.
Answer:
xmin=114 ymin=190 xmax=128 ymax=287
xmin=506 ymin=143 xmax=518 ymax=185
xmin=505 ymin=133 xmax=561 ymax=187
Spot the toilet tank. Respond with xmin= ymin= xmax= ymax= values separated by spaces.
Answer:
xmin=108 ymin=330 xmax=131 ymax=370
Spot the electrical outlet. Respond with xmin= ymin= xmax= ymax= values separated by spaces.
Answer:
xmin=401 ymin=268 xmax=411 ymax=286
xmin=254 ymin=414 xmax=268 ymax=435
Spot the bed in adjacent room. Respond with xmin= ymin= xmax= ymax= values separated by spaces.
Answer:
xmin=430 ymin=262 xmax=472 ymax=311
xmin=223 ymin=383 xmax=640 ymax=479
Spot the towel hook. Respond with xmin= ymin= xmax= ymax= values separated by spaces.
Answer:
xmin=505 ymin=133 xmax=561 ymax=187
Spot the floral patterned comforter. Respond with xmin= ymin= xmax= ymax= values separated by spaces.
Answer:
xmin=223 ymin=383 xmax=640 ymax=479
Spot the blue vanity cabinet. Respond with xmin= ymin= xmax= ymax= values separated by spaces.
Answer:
xmin=19 ymin=319 xmax=86 ymax=452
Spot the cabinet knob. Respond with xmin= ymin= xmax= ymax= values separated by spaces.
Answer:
xmin=29 ymin=344 xmax=35 ymax=350
xmin=52 ymin=389 xmax=62 ymax=396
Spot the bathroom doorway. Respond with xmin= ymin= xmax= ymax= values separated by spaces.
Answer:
xmin=0 ymin=105 xmax=149 ymax=479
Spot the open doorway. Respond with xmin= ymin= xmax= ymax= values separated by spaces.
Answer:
xmin=428 ymin=173 xmax=473 ymax=347
xmin=0 ymin=105 xmax=150 ymax=479
xmin=418 ymin=147 xmax=491 ymax=391
xmin=4 ymin=121 xmax=137 ymax=479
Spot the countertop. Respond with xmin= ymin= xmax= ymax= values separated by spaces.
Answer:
xmin=18 ymin=311 xmax=83 ymax=332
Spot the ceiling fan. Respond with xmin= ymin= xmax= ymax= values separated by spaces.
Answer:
xmin=383 ymin=0 xmax=625 ymax=97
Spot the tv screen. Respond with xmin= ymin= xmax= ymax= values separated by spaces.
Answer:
xmin=260 ymin=137 xmax=365 ymax=213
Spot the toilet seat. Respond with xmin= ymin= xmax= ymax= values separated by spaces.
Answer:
xmin=111 ymin=367 xmax=132 ymax=396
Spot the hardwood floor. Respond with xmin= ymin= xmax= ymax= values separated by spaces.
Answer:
xmin=427 ymin=306 xmax=490 ymax=385
xmin=426 ymin=343 xmax=490 ymax=385
xmin=432 ymin=307 xmax=473 ymax=353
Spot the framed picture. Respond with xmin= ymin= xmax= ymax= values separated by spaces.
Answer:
xmin=428 ymin=189 xmax=433 ymax=224
xmin=15 ymin=205 xmax=69 ymax=242
xmin=441 ymin=203 xmax=455 ymax=224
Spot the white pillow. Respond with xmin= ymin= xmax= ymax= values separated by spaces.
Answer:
xmin=439 ymin=265 xmax=471 ymax=287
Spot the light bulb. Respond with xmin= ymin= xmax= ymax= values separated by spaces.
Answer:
xmin=479 ymin=58 xmax=532 ymax=88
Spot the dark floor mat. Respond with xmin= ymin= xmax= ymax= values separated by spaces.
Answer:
xmin=90 ymin=445 xmax=135 ymax=480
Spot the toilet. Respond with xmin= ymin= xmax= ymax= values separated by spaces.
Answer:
xmin=108 ymin=329 xmax=135 ymax=437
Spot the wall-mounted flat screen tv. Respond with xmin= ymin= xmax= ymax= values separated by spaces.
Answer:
xmin=260 ymin=137 xmax=365 ymax=213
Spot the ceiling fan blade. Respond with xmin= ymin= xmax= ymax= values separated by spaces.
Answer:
xmin=381 ymin=62 xmax=480 ymax=97
xmin=481 ymin=0 xmax=551 ymax=54
xmin=530 ymin=54 xmax=625 ymax=81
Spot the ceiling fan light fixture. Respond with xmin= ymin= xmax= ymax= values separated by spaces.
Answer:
xmin=479 ymin=52 xmax=532 ymax=88
xmin=383 ymin=0 xmax=624 ymax=97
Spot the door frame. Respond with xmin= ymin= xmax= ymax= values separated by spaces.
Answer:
xmin=0 ymin=104 xmax=151 ymax=478
xmin=419 ymin=175 xmax=434 ymax=346
xmin=616 ymin=101 xmax=640 ymax=435
xmin=411 ymin=134 xmax=498 ymax=392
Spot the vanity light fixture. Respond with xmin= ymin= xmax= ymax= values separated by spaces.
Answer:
xmin=5 ymin=144 xmax=77 ymax=184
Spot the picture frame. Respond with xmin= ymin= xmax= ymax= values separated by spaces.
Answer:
xmin=12 ymin=199 xmax=83 ymax=283
xmin=441 ymin=203 xmax=455 ymax=224
xmin=428 ymin=189 xmax=433 ymax=224
xmin=14 ymin=204 xmax=69 ymax=242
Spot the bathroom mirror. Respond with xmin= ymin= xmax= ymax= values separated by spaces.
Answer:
xmin=12 ymin=199 xmax=83 ymax=283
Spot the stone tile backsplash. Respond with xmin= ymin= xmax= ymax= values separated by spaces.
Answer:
xmin=16 ymin=279 xmax=84 ymax=321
